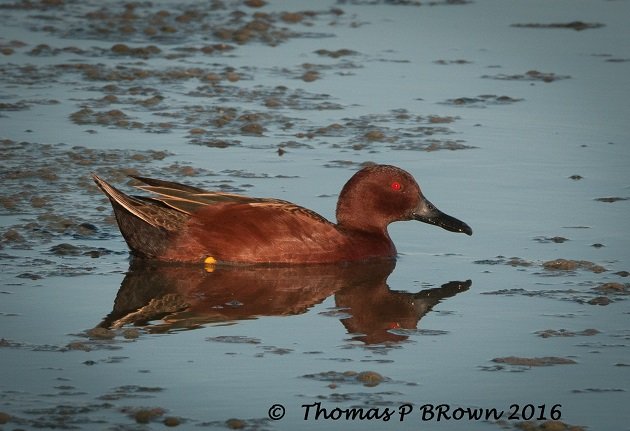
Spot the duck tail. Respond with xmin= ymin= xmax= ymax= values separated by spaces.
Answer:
xmin=92 ymin=174 xmax=160 ymax=227
xmin=92 ymin=174 xmax=185 ymax=259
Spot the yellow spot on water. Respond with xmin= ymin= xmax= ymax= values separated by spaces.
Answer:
xmin=204 ymin=256 xmax=217 ymax=272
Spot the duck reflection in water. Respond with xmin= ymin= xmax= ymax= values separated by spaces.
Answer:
xmin=99 ymin=259 xmax=471 ymax=344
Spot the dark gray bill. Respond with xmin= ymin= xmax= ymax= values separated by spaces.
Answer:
xmin=412 ymin=197 xmax=472 ymax=236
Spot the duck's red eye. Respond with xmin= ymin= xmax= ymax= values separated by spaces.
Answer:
xmin=390 ymin=181 xmax=402 ymax=191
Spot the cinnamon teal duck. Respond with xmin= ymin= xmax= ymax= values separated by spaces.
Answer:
xmin=93 ymin=164 xmax=472 ymax=264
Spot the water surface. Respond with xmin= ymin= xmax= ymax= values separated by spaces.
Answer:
xmin=1 ymin=0 xmax=629 ymax=430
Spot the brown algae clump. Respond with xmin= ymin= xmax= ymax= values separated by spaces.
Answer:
xmin=492 ymin=356 xmax=576 ymax=366
xmin=163 ymin=416 xmax=181 ymax=427
xmin=515 ymin=420 xmax=586 ymax=431
xmin=110 ymin=43 xmax=161 ymax=57
xmin=363 ymin=130 xmax=386 ymax=141
xmin=70 ymin=108 xmax=142 ymax=129
xmin=240 ymin=123 xmax=264 ymax=135
xmin=86 ymin=327 xmax=116 ymax=339
xmin=0 ymin=412 xmax=11 ymax=424
xmin=356 ymin=371 xmax=384 ymax=387
xmin=132 ymin=408 xmax=165 ymax=424
xmin=535 ymin=329 xmax=600 ymax=338
xmin=302 ymin=370 xmax=388 ymax=387
xmin=314 ymin=48 xmax=357 ymax=58
xmin=301 ymin=70 xmax=320 ymax=82
xmin=226 ymin=418 xmax=246 ymax=429
xmin=542 ymin=259 xmax=606 ymax=273
xmin=511 ymin=21 xmax=604 ymax=31
xmin=482 ymin=70 xmax=571 ymax=83
xmin=594 ymin=282 xmax=628 ymax=294
xmin=594 ymin=196 xmax=628 ymax=203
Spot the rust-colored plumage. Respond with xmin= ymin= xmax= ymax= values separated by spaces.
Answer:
xmin=93 ymin=164 xmax=472 ymax=264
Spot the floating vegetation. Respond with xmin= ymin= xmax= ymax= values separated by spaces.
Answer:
xmin=511 ymin=21 xmax=605 ymax=31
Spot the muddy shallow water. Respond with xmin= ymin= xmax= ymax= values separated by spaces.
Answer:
xmin=1 ymin=0 xmax=629 ymax=430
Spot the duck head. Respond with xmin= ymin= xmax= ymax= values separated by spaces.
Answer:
xmin=336 ymin=164 xmax=472 ymax=235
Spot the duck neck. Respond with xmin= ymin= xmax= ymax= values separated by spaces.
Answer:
xmin=336 ymin=206 xmax=390 ymax=236
xmin=336 ymin=175 xmax=390 ymax=234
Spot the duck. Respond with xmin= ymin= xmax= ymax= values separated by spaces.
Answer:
xmin=92 ymin=164 xmax=472 ymax=264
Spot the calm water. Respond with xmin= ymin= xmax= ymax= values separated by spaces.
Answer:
xmin=1 ymin=0 xmax=629 ymax=430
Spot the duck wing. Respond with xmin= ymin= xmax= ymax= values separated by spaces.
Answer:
xmin=130 ymin=175 xmax=299 ymax=216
